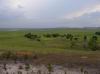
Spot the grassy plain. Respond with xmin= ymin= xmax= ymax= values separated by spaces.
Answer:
xmin=0 ymin=28 xmax=99 ymax=54
xmin=0 ymin=28 xmax=100 ymax=64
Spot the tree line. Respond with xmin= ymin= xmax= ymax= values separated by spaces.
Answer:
xmin=24 ymin=32 xmax=100 ymax=51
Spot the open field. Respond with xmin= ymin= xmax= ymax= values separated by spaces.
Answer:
xmin=0 ymin=28 xmax=100 ymax=65
xmin=0 ymin=28 xmax=100 ymax=53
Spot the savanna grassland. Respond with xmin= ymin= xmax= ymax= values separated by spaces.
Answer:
xmin=0 ymin=28 xmax=100 ymax=64
xmin=0 ymin=28 xmax=99 ymax=52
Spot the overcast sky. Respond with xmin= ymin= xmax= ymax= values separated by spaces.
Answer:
xmin=0 ymin=0 xmax=100 ymax=28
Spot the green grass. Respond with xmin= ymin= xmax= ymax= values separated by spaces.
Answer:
xmin=0 ymin=28 xmax=99 ymax=54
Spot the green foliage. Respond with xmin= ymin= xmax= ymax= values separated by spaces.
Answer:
xmin=95 ymin=31 xmax=100 ymax=35
xmin=1 ymin=51 xmax=13 ymax=59
xmin=47 ymin=64 xmax=53 ymax=72
xmin=43 ymin=33 xmax=60 ymax=38
xmin=88 ymin=36 xmax=98 ymax=51
xmin=66 ymin=34 xmax=73 ymax=39
xmin=24 ymin=33 xmax=32 ymax=39
xmin=43 ymin=34 xmax=52 ymax=38
xmin=70 ymin=38 xmax=76 ymax=48
xmin=24 ymin=33 xmax=41 ymax=41
xmin=84 ymin=35 xmax=87 ymax=41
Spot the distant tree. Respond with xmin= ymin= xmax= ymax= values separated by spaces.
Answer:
xmin=74 ymin=37 xmax=79 ymax=41
xmin=43 ymin=34 xmax=52 ymax=38
xmin=68 ymin=34 xmax=75 ymax=48
xmin=24 ymin=33 xmax=32 ymax=39
xmin=66 ymin=34 xmax=72 ymax=39
xmin=70 ymin=35 xmax=73 ymax=41
xmin=88 ymin=36 xmax=98 ymax=51
xmin=30 ymin=35 xmax=36 ymax=39
xmin=36 ymin=39 xmax=40 ymax=41
xmin=52 ymin=33 xmax=60 ymax=38
xmin=95 ymin=32 xmax=100 ymax=35
xmin=70 ymin=39 xmax=75 ymax=48
xmin=24 ymin=33 xmax=41 ymax=41
xmin=83 ymin=35 xmax=88 ymax=48
xmin=93 ymin=35 xmax=98 ymax=40
xmin=60 ymin=34 xmax=66 ymax=38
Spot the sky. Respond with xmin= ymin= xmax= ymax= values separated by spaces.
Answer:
xmin=0 ymin=0 xmax=100 ymax=28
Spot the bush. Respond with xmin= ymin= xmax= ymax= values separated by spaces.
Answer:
xmin=95 ymin=32 xmax=100 ymax=35
xmin=47 ymin=64 xmax=53 ymax=72
xmin=24 ymin=33 xmax=41 ymax=41
xmin=1 ymin=51 xmax=13 ymax=59
xmin=52 ymin=33 xmax=60 ymax=38
xmin=24 ymin=33 xmax=32 ymax=39
xmin=88 ymin=36 xmax=98 ymax=51
xmin=43 ymin=34 xmax=52 ymax=38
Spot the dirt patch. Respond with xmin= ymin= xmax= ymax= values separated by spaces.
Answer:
xmin=32 ymin=53 xmax=100 ymax=67
xmin=16 ymin=51 xmax=33 ymax=57
xmin=1 ymin=51 xmax=100 ymax=67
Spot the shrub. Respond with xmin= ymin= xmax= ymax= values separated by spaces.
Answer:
xmin=43 ymin=34 xmax=52 ymax=38
xmin=95 ymin=32 xmax=100 ymax=35
xmin=24 ymin=33 xmax=32 ymax=39
xmin=24 ymin=33 xmax=41 ymax=41
xmin=88 ymin=36 xmax=98 ymax=51
xmin=52 ymin=33 xmax=60 ymax=38
xmin=1 ymin=51 xmax=14 ymax=59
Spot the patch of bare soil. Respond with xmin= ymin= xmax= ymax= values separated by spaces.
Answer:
xmin=32 ymin=53 xmax=100 ymax=67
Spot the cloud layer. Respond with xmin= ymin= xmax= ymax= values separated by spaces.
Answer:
xmin=64 ymin=4 xmax=100 ymax=19
xmin=0 ymin=0 xmax=100 ymax=28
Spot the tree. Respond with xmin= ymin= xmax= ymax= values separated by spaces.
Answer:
xmin=95 ymin=32 xmax=100 ymax=35
xmin=52 ymin=33 xmax=60 ymax=38
xmin=24 ymin=33 xmax=41 ymax=41
xmin=24 ymin=33 xmax=32 ymax=39
xmin=70 ymin=38 xmax=77 ymax=48
xmin=70 ymin=35 xmax=73 ymax=41
xmin=66 ymin=34 xmax=72 ymax=39
xmin=43 ymin=34 xmax=52 ymax=38
xmin=83 ymin=35 xmax=88 ymax=48
xmin=88 ymin=36 xmax=98 ymax=51
xmin=69 ymin=35 xmax=76 ymax=48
